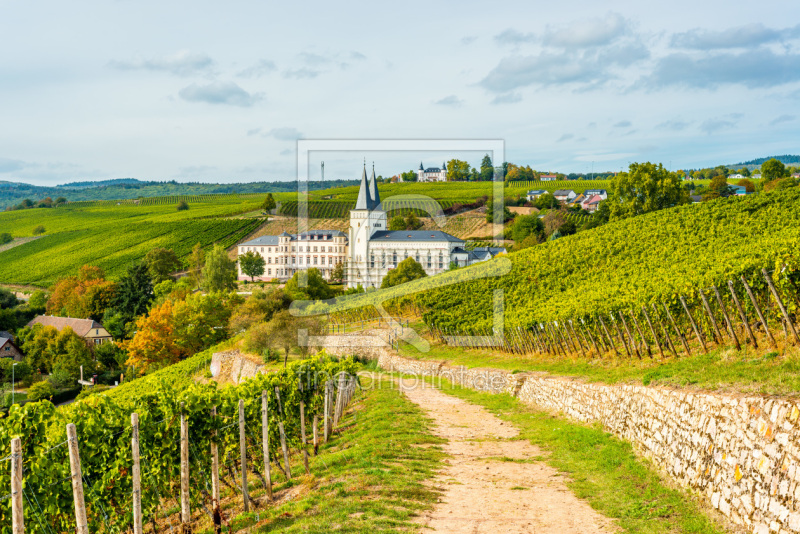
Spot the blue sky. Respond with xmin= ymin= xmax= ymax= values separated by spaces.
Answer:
xmin=1 ymin=0 xmax=798 ymax=185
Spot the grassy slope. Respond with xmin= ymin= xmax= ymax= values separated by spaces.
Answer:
xmin=433 ymin=378 xmax=726 ymax=534
xmin=0 ymin=199 xmax=263 ymax=286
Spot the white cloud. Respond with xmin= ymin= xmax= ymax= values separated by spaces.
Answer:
xmin=434 ymin=95 xmax=464 ymax=106
xmin=671 ymin=23 xmax=798 ymax=50
xmin=268 ymin=127 xmax=303 ymax=140
xmin=544 ymin=12 xmax=628 ymax=49
xmin=110 ymin=50 xmax=213 ymax=76
xmin=178 ymin=82 xmax=262 ymax=107
xmin=237 ymin=59 xmax=277 ymax=78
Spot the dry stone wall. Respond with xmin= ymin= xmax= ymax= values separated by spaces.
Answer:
xmin=317 ymin=332 xmax=800 ymax=534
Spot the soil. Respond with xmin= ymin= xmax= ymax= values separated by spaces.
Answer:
xmin=399 ymin=378 xmax=619 ymax=534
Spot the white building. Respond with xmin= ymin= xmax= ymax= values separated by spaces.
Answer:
xmin=417 ymin=162 xmax=447 ymax=182
xmin=237 ymin=164 xmax=505 ymax=287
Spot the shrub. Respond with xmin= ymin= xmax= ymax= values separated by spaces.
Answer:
xmin=27 ymin=380 xmax=55 ymax=402
xmin=177 ymin=200 xmax=190 ymax=211
xmin=48 ymin=368 xmax=74 ymax=389
xmin=32 ymin=225 xmax=46 ymax=235
xmin=0 ymin=232 xmax=12 ymax=245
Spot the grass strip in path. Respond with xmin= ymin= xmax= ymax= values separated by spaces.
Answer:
xmin=426 ymin=376 xmax=730 ymax=534
xmin=202 ymin=374 xmax=444 ymax=533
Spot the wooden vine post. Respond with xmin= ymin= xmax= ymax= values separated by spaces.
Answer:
xmin=238 ymin=399 xmax=250 ymax=512
xmin=298 ymin=380 xmax=310 ymax=475
xmin=728 ymin=280 xmax=757 ymax=348
xmin=763 ymin=268 xmax=800 ymax=344
xmin=679 ymin=296 xmax=707 ymax=353
xmin=628 ymin=310 xmax=651 ymax=358
xmin=663 ymin=303 xmax=691 ymax=355
xmin=323 ymin=381 xmax=331 ymax=443
xmin=699 ymin=290 xmax=723 ymax=344
xmin=598 ymin=316 xmax=619 ymax=357
xmin=210 ymin=407 xmax=221 ymax=511
xmin=712 ymin=284 xmax=741 ymax=350
xmin=261 ymin=391 xmax=273 ymax=501
xmin=313 ymin=415 xmax=319 ymax=455
xmin=641 ymin=305 xmax=665 ymax=358
xmin=180 ymin=403 xmax=191 ymax=533
xmin=131 ymin=413 xmax=142 ymax=534
xmin=66 ymin=423 xmax=89 ymax=534
xmin=274 ymin=386 xmax=292 ymax=480
xmin=741 ymin=275 xmax=776 ymax=347
xmin=11 ymin=437 xmax=23 ymax=534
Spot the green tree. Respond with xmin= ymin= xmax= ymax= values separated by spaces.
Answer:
xmin=535 ymin=193 xmax=558 ymax=210
xmin=485 ymin=204 xmax=514 ymax=223
xmin=608 ymin=162 xmax=689 ymax=220
xmin=480 ymin=154 xmax=494 ymax=181
xmin=176 ymin=200 xmax=189 ymax=211
xmin=202 ymin=244 xmax=237 ymax=293
xmin=761 ymin=158 xmax=787 ymax=182
xmin=188 ymin=243 xmax=205 ymax=289
xmin=705 ymin=175 xmax=732 ymax=200
xmin=28 ymin=290 xmax=48 ymax=311
xmin=388 ymin=216 xmax=407 ymax=230
xmin=446 ymin=159 xmax=471 ymax=181
xmin=27 ymin=381 xmax=54 ymax=402
xmin=32 ymin=225 xmax=45 ymax=235
xmin=405 ymin=213 xmax=423 ymax=230
xmin=511 ymin=215 xmax=544 ymax=242
xmin=400 ymin=169 xmax=418 ymax=182
xmin=239 ymin=251 xmax=266 ymax=282
xmin=114 ymin=262 xmax=154 ymax=322
xmin=145 ymin=247 xmax=183 ymax=284
xmin=0 ymin=288 xmax=18 ymax=309
xmin=0 ymin=232 xmax=11 ymax=245
xmin=331 ymin=262 xmax=345 ymax=283
xmin=381 ymin=257 xmax=427 ymax=288
xmin=285 ymin=268 xmax=333 ymax=300
xmin=261 ymin=193 xmax=277 ymax=212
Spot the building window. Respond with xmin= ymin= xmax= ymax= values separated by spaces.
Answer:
xmin=370 ymin=254 xmax=375 ymax=268
xmin=392 ymin=252 xmax=397 ymax=266
xmin=415 ymin=253 xmax=420 ymax=263
xmin=313 ymin=256 xmax=318 ymax=265
xmin=268 ymin=268 xmax=272 ymax=275
xmin=299 ymin=257 xmax=303 ymax=265
xmin=438 ymin=254 xmax=444 ymax=269
xmin=313 ymin=246 xmax=318 ymax=252
xmin=427 ymin=255 xmax=432 ymax=268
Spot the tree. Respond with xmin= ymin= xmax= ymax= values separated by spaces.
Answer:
xmin=535 ymin=193 xmax=558 ymax=210
xmin=27 ymin=381 xmax=54 ymax=402
xmin=0 ymin=232 xmax=11 ymax=245
xmin=446 ymin=159 xmax=471 ymax=181
xmin=32 ymin=225 xmax=45 ymax=235
xmin=405 ymin=213 xmax=423 ymax=230
xmin=188 ymin=243 xmax=205 ymax=289
xmin=285 ymin=268 xmax=333 ymax=300
xmin=388 ymin=216 xmax=407 ymax=230
xmin=737 ymin=179 xmax=756 ymax=193
xmin=400 ymin=169 xmax=418 ymax=182
xmin=125 ymin=299 xmax=182 ymax=371
xmin=480 ymin=154 xmax=494 ymax=181
xmin=261 ymin=193 xmax=276 ymax=212
xmin=762 ymin=158 xmax=787 ymax=182
xmin=28 ymin=290 xmax=48 ymax=311
xmin=485 ymin=204 xmax=514 ymax=223
xmin=331 ymin=262 xmax=345 ymax=283
xmin=229 ymin=288 xmax=289 ymax=333
xmin=381 ymin=257 xmax=427 ymax=288
xmin=47 ymin=266 xmax=117 ymax=320
xmin=145 ymin=248 xmax=183 ymax=284
xmin=239 ymin=251 xmax=266 ymax=282
xmin=511 ymin=215 xmax=544 ymax=243
xmin=113 ymin=262 xmax=154 ymax=322
xmin=608 ymin=162 xmax=689 ymax=220
xmin=543 ymin=211 xmax=567 ymax=237
xmin=177 ymin=200 xmax=189 ymax=211
xmin=202 ymin=244 xmax=237 ymax=293
xmin=705 ymin=175 xmax=732 ymax=200
xmin=0 ymin=288 xmax=18 ymax=309
xmin=17 ymin=324 xmax=97 ymax=377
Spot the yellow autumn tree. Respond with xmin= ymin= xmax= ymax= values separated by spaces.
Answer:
xmin=124 ymin=299 xmax=182 ymax=372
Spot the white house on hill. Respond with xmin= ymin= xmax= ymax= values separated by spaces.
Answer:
xmin=417 ymin=162 xmax=447 ymax=182
xmin=237 ymin=164 xmax=505 ymax=287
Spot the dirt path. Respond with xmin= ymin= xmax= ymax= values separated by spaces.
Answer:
xmin=399 ymin=379 xmax=618 ymax=534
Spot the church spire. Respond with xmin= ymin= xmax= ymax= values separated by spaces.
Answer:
xmin=354 ymin=162 xmax=370 ymax=210
xmin=368 ymin=162 xmax=381 ymax=209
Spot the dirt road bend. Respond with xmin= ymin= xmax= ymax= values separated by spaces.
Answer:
xmin=400 ymin=379 xmax=618 ymax=533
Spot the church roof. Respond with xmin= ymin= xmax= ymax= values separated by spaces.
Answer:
xmin=368 ymin=166 xmax=381 ymax=209
xmin=370 ymin=230 xmax=463 ymax=243
xmin=354 ymin=164 xmax=370 ymax=210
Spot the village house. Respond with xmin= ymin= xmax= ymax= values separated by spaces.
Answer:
xmin=0 ymin=334 xmax=23 ymax=361
xmin=583 ymin=189 xmax=608 ymax=200
xmin=581 ymin=194 xmax=604 ymax=212
xmin=526 ymin=189 xmax=547 ymax=202
xmin=553 ymin=189 xmax=577 ymax=203
xmin=26 ymin=316 xmax=114 ymax=346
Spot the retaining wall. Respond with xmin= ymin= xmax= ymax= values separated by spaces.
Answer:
xmin=319 ymin=332 xmax=800 ymax=534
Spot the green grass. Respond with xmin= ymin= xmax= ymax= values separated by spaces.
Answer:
xmin=431 ymin=377 xmax=725 ymax=534
xmin=203 ymin=374 xmax=445 ymax=533
xmin=396 ymin=322 xmax=800 ymax=395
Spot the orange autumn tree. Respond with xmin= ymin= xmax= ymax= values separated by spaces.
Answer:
xmin=47 ymin=265 xmax=117 ymax=320
xmin=124 ymin=299 xmax=183 ymax=371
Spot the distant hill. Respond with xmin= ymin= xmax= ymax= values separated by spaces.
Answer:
xmin=0 ymin=179 xmax=359 ymax=210
xmin=730 ymin=155 xmax=800 ymax=168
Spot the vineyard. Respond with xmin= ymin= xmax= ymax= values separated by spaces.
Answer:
xmin=312 ymin=189 xmax=800 ymax=352
xmin=0 ymin=350 xmax=358 ymax=533
xmin=278 ymin=198 xmax=459 ymax=219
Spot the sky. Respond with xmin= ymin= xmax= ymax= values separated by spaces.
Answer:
xmin=1 ymin=0 xmax=799 ymax=185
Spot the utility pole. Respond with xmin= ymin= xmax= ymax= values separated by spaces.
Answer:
xmin=321 ymin=161 xmax=325 ymax=189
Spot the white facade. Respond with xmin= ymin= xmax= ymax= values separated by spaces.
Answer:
xmin=237 ymin=164 xmax=505 ymax=287
xmin=417 ymin=161 xmax=448 ymax=182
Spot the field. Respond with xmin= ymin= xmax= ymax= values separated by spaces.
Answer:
xmin=0 ymin=197 xmax=264 ymax=286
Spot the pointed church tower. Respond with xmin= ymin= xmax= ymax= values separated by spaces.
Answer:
xmin=349 ymin=162 xmax=374 ymax=288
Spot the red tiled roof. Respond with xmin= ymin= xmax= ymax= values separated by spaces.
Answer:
xmin=27 ymin=316 xmax=105 ymax=337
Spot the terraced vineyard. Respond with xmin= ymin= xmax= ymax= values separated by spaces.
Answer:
xmin=0 ymin=198 xmax=264 ymax=286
